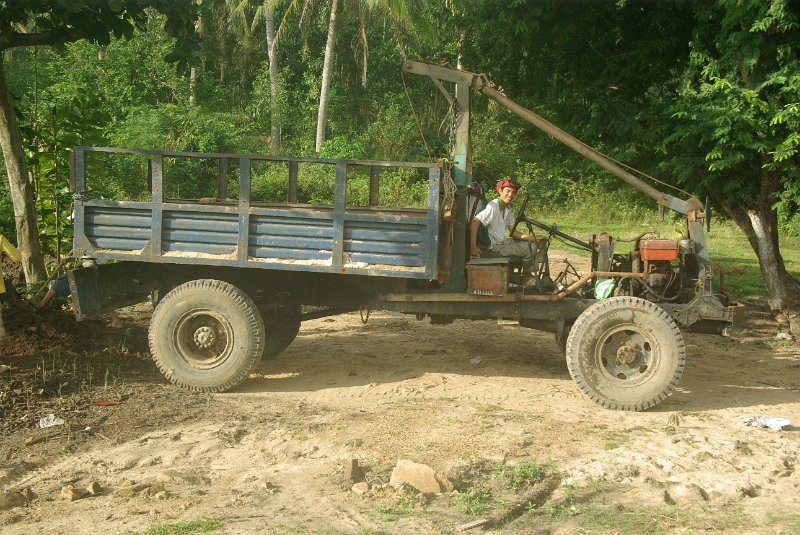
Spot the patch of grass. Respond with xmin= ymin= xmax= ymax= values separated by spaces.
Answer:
xmin=541 ymin=484 xmax=576 ymax=519
xmin=454 ymin=487 xmax=492 ymax=516
xmin=576 ymin=504 xmax=750 ymax=533
xmin=376 ymin=486 xmax=427 ymax=521
xmin=601 ymin=426 xmax=650 ymax=451
xmin=766 ymin=509 xmax=800 ymax=531
xmin=501 ymin=460 xmax=547 ymax=491
xmin=587 ymin=475 xmax=607 ymax=492
xmin=128 ymin=518 xmax=223 ymax=535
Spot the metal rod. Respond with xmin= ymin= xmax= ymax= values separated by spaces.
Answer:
xmin=477 ymin=84 xmax=691 ymax=215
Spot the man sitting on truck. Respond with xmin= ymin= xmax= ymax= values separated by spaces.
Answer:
xmin=469 ymin=179 xmax=545 ymax=276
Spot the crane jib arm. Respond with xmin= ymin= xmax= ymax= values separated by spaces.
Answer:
xmin=402 ymin=60 xmax=699 ymax=217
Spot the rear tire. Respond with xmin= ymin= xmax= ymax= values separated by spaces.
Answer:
xmin=566 ymin=296 xmax=685 ymax=411
xmin=260 ymin=305 xmax=301 ymax=360
xmin=148 ymin=279 xmax=264 ymax=392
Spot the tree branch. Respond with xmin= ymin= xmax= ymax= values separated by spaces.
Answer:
xmin=0 ymin=28 xmax=85 ymax=51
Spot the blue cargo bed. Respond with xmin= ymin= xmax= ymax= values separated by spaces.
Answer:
xmin=71 ymin=147 xmax=443 ymax=280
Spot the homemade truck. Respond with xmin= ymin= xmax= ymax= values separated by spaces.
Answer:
xmin=65 ymin=61 xmax=742 ymax=411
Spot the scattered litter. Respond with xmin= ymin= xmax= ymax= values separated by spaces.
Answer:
xmin=39 ymin=414 xmax=65 ymax=429
xmin=95 ymin=400 xmax=120 ymax=407
xmin=469 ymin=357 xmax=482 ymax=365
xmin=742 ymin=416 xmax=791 ymax=431
xmin=775 ymin=332 xmax=794 ymax=341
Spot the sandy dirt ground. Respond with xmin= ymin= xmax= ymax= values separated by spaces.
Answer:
xmin=1 ymin=257 xmax=800 ymax=534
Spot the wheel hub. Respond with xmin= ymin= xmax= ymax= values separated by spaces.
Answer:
xmin=193 ymin=326 xmax=217 ymax=349
xmin=615 ymin=343 xmax=639 ymax=366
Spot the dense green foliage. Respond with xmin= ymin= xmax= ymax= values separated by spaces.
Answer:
xmin=2 ymin=0 xmax=799 ymax=301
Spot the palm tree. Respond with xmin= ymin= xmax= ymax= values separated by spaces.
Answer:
xmin=313 ymin=0 xmax=416 ymax=153
xmin=233 ymin=0 xmax=418 ymax=153
xmin=315 ymin=0 xmax=340 ymax=153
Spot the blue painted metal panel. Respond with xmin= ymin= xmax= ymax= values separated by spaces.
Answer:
xmin=87 ymin=227 xmax=151 ymax=240
xmin=162 ymin=242 xmax=237 ymax=255
xmin=248 ymin=247 xmax=332 ymax=261
xmin=344 ymin=226 xmax=424 ymax=242
xmin=347 ymin=252 xmax=424 ymax=267
xmin=84 ymin=205 xmax=151 ymax=251
xmin=249 ymin=234 xmax=332 ymax=249
xmin=343 ymin=240 xmax=420 ymax=255
xmin=149 ymin=155 xmax=163 ymax=256
xmin=162 ymin=230 xmax=238 ymax=245
xmin=73 ymin=147 xmax=442 ymax=279
xmin=89 ymin=237 xmax=150 ymax=250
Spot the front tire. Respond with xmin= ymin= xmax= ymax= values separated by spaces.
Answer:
xmin=566 ymin=296 xmax=685 ymax=411
xmin=148 ymin=279 xmax=264 ymax=392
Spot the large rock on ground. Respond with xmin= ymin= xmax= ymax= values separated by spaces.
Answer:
xmin=389 ymin=460 xmax=453 ymax=495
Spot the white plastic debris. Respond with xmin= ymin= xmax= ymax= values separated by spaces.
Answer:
xmin=775 ymin=332 xmax=794 ymax=341
xmin=39 ymin=414 xmax=65 ymax=429
xmin=469 ymin=357 xmax=482 ymax=365
xmin=742 ymin=416 xmax=791 ymax=431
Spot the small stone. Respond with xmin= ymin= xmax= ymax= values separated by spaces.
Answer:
xmin=156 ymin=470 xmax=184 ymax=483
xmin=0 ymin=490 xmax=32 ymax=511
xmin=114 ymin=483 xmax=149 ymax=498
xmin=86 ymin=481 xmax=102 ymax=495
xmin=518 ymin=436 xmax=533 ymax=447
xmin=153 ymin=491 xmax=169 ymax=500
xmin=60 ymin=484 xmax=88 ymax=501
xmin=389 ymin=460 xmax=453 ymax=496
xmin=738 ymin=482 xmax=759 ymax=498
xmin=352 ymin=482 xmax=370 ymax=495
xmin=694 ymin=451 xmax=715 ymax=462
xmin=345 ymin=438 xmax=363 ymax=448
xmin=344 ymin=459 xmax=365 ymax=483
xmin=145 ymin=484 xmax=166 ymax=497
xmin=259 ymin=481 xmax=279 ymax=493
xmin=664 ymin=483 xmax=709 ymax=505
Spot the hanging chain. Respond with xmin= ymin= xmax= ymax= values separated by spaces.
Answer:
xmin=441 ymin=159 xmax=456 ymax=215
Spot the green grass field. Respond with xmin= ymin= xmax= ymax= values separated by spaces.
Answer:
xmin=529 ymin=205 xmax=800 ymax=302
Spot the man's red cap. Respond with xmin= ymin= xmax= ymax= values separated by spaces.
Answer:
xmin=496 ymin=179 xmax=520 ymax=194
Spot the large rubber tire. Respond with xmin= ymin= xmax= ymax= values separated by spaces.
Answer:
xmin=260 ymin=305 xmax=301 ymax=360
xmin=148 ymin=279 xmax=264 ymax=392
xmin=565 ymin=296 xmax=685 ymax=411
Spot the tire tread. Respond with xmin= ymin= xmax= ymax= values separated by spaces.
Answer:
xmin=565 ymin=296 xmax=685 ymax=411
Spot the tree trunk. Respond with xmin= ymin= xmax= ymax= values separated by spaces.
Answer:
xmin=315 ymin=0 xmax=339 ymax=153
xmin=0 ymin=54 xmax=46 ymax=283
xmin=189 ymin=66 xmax=197 ymax=106
xmin=722 ymin=169 xmax=800 ymax=337
xmin=265 ymin=0 xmax=281 ymax=150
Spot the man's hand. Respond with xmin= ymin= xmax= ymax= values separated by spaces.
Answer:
xmin=469 ymin=217 xmax=484 ymax=258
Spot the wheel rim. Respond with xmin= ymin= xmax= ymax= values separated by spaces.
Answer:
xmin=173 ymin=309 xmax=234 ymax=370
xmin=594 ymin=325 xmax=657 ymax=383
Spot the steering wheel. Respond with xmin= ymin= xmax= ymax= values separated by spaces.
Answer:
xmin=512 ymin=194 xmax=531 ymax=234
